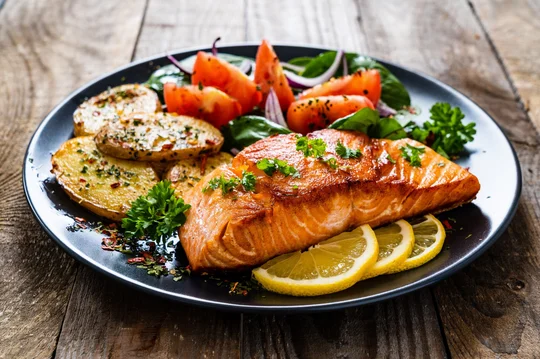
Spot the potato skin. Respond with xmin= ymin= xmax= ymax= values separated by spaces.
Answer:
xmin=51 ymin=136 xmax=159 ymax=221
xmin=73 ymin=84 xmax=161 ymax=136
xmin=95 ymin=112 xmax=224 ymax=162
xmin=164 ymin=152 xmax=233 ymax=198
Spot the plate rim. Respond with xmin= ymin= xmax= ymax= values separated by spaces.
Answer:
xmin=23 ymin=42 xmax=522 ymax=313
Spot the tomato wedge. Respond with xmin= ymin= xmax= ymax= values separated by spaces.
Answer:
xmin=164 ymin=83 xmax=242 ymax=129
xmin=254 ymin=39 xmax=295 ymax=111
xmin=191 ymin=51 xmax=262 ymax=114
xmin=298 ymin=70 xmax=381 ymax=105
xmin=287 ymin=95 xmax=374 ymax=134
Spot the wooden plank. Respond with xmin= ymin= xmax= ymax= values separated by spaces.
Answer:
xmin=55 ymin=267 xmax=240 ymax=358
xmin=471 ymin=0 xmax=540 ymax=131
xmin=242 ymin=290 xmax=446 ymax=358
xmin=350 ymin=0 xmax=540 ymax=356
xmin=241 ymin=1 xmax=447 ymax=357
xmin=54 ymin=1 xmax=246 ymax=358
xmin=0 ymin=1 xmax=147 ymax=358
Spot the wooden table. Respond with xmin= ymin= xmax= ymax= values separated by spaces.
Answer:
xmin=1 ymin=0 xmax=539 ymax=358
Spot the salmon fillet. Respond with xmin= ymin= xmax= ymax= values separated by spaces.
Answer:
xmin=180 ymin=129 xmax=480 ymax=271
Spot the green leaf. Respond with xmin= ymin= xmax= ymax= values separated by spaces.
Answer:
xmin=241 ymin=171 xmax=257 ymax=192
xmin=145 ymin=65 xmax=191 ymax=102
xmin=295 ymin=136 xmax=327 ymax=158
xmin=336 ymin=140 xmax=362 ymax=159
xmin=222 ymin=116 xmax=292 ymax=151
xmin=121 ymin=181 xmax=191 ymax=244
xmin=256 ymin=158 xmax=299 ymax=178
xmin=399 ymin=144 xmax=425 ymax=167
xmin=370 ymin=117 xmax=408 ymax=140
xmin=202 ymin=175 xmax=240 ymax=195
xmin=328 ymin=107 xmax=380 ymax=134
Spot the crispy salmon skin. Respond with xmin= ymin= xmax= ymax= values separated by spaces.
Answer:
xmin=180 ymin=129 xmax=480 ymax=271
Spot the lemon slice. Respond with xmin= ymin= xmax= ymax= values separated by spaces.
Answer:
xmin=252 ymin=225 xmax=379 ymax=296
xmin=387 ymin=214 xmax=446 ymax=274
xmin=361 ymin=220 xmax=414 ymax=280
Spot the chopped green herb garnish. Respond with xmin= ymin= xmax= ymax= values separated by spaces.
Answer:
xmin=121 ymin=181 xmax=191 ymax=244
xmin=386 ymin=154 xmax=396 ymax=164
xmin=256 ymin=158 xmax=300 ymax=178
xmin=335 ymin=140 xmax=361 ymax=159
xmin=322 ymin=157 xmax=339 ymax=169
xmin=296 ymin=136 xmax=326 ymax=158
xmin=81 ymin=165 xmax=88 ymax=174
xmin=241 ymin=171 xmax=256 ymax=192
xmin=198 ymin=81 xmax=204 ymax=91
xmin=437 ymin=162 xmax=445 ymax=167
xmin=203 ymin=175 xmax=240 ymax=195
xmin=399 ymin=144 xmax=425 ymax=167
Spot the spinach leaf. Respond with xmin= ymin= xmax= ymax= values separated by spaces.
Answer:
xmin=328 ymin=107 xmax=380 ymax=134
xmin=145 ymin=65 xmax=190 ymax=102
xmin=288 ymin=51 xmax=411 ymax=110
xmin=328 ymin=107 xmax=407 ymax=140
xmin=222 ymin=116 xmax=292 ymax=151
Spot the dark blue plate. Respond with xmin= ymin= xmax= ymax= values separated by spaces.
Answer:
xmin=23 ymin=44 xmax=521 ymax=312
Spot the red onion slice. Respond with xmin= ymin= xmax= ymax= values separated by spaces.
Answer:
xmin=166 ymin=54 xmax=193 ymax=75
xmin=238 ymin=59 xmax=253 ymax=74
xmin=342 ymin=55 xmax=348 ymax=76
xmin=284 ymin=50 xmax=344 ymax=89
xmin=376 ymin=100 xmax=397 ymax=117
xmin=280 ymin=62 xmax=305 ymax=73
xmin=212 ymin=37 xmax=221 ymax=56
xmin=265 ymin=88 xmax=288 ymax=128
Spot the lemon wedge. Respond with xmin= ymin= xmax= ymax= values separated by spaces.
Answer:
xmin=252 ymin=225 xmax=379 ymax=296
xmin=387 ymin=214 xmax=446 ymax=274
xmin=361 ymin=220 xmax=415 ymax=280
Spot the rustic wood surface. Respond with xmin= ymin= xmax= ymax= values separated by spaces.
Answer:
xmin=0 ymin=0 xmax=538 ymax=358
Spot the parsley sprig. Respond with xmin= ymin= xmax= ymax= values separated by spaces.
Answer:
xmin=256 ymin=158 xmax=300 ymax=178
xmin=202 ymin=171 xmax=257 ymax=195
xmin=121 ymin=181 xmax=191 ymax=244
xmin=336 ymin=140 xmax=362 ymax=159
xmin=409 ymin=102 xmax=476 ymax=158
xmin=296 ymin=136 xmax=326 ymax=158
xmin=399 ymin=144 xmax=425 ymax=167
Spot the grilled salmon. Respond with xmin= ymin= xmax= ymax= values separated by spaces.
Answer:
xmin=180 ymin=129 xmax=480 ymax=271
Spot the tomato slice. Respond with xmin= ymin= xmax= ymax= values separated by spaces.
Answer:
xmin=287 ymin=95 xmax=374 ymax=134
xmin=254 ymin=39 xmax=295 ymax=111
xmin=298 ymin=70 xmax=381 ymax=105
xmin=164 ymin=83 xmax=242 ymax=129
xmin=191 ymin=51 xmax=262 ymax=114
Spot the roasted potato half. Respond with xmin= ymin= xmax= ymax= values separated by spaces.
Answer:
xmin=51 ymin=136 xmax=159 ymax=221
xmin=73 ymin=84 xmax=161 ymax=136
xmin=164 ymin=152 xmax=233 ymax=198
xmin=95 ymin=112 xmax=224 ymax=162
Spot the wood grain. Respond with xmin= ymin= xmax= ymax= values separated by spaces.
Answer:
xmin=54 ymin=1 xmax=247 ymax=358
xmin=471 ymin=0 xmax=540 ymax=131
xmin=55 ymin=267 xmax=240 ymax=359
xmin=242 ymin=290 xmax=446 ymax=358
xmin=349 ymin=0 xmax=540 ymax=356
xmin=0 ymin=0 xmax=147 ymax=358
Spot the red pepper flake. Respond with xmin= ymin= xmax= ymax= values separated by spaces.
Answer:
xmin=200 ymin=154 xmax=208 ymax=176
xmin=242 ymin=290 xmax=248 ymax=296
xmin=127 ymin=257 xmax=145 ymax=264
xmin=442 ymin=220 xmax=453 ymax=230
xmin=88 ymin=158 xmax=96 ymax=164
xmin=142 ymin=251 xmax=153 ymax=260
xmin=108 ymin=223 xmax=117 ymax=229
xmin=157 ymin=256 xmax=167 ymax=264
xmin=148 ymin=242 xmax=156 ymax=252
xmin=110 ymin=182 xmax=120 ymax=189
xmin=78 ymin=223 xmax=87 ymax=229
xmin=101 ymin=237 xmax=117 ymax=251
xmin=205 ymin=139 xmax=216 ymax=145
xmin=75 ymin=217 xmax=86 ymax=223
xmin=161 ymin=143 xmax=174 ymax=150
xmin=79 ymin=178 xmax=86 ymax=183
xmin=101 ymin=160 xmax=108 ymax=166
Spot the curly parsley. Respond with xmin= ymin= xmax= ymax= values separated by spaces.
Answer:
xmin=202 ymin=171 xmax=257 ymax=195
xmin=121 ymin=181 xmax=191 ymax=244
xmin=409 ymin=102 xmax=476 ymax=158
xmin=336 ymin=140 xmax=362 ymax=159
xmin=400 ymin=144 xmax=425 ymax=167
xmin=256 ymin=158 xmax=300 ymax=178
xmin=296 ymin=136 xmax=326 ymax=158
xmin=241 ymin=171 xmax=257 ymax=191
